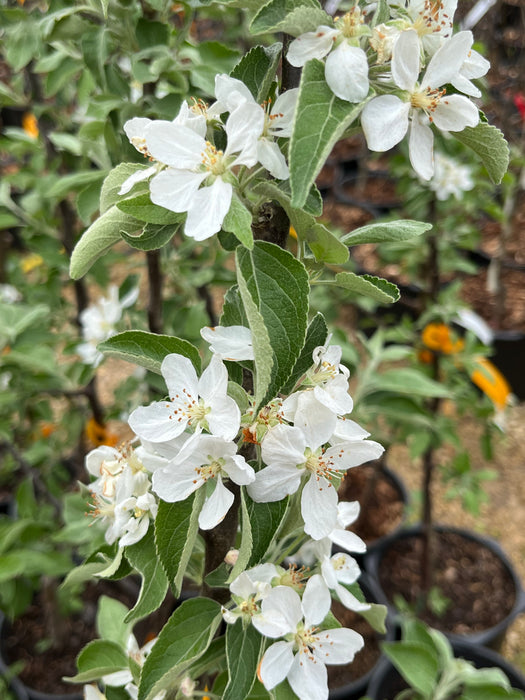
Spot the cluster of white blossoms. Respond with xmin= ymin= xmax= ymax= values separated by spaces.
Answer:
xmin=85 ymin=441 xmax=161 ymax=547
xmin=288 ymin=0 xmax=489 ymax=179
xmin=84 ymin=325 xmax=383 ymax=699
xmin=77 ymin=285 xmax=139 ymax=367
xmin=120 ymin=74 xmax=298 ymax=241
xmin=427 ymin=150 xmax=475 ymax=200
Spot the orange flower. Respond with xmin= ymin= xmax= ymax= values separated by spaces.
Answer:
xmin=85 ymin=417 xmax=119 ymax=447
xmin=421 ymin=323 xmax=465 ymax=355
xmin=418 ymin=348 xmax=435 ymax=365
xmin=470 ymin=357 xmax=511 ymax=410
xmin=22 ymin=112 xmax=39 ymax=139
xmin=289 ymin=226 xmax=298 ymax=239
xmin=40 ymin=422 xmax=56 ymax=438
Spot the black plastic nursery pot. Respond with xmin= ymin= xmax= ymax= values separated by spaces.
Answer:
xmin=365 ymin=638 xmax=525 ymax=699
xmin=0 ymin=612 xmax=82 ymax=700
xmin=363 ymin=525 xmax=525 ymax=651
xmin=491 ymin=330 xmax=525 ymax=401
xmin=328 ymin=574 xmax=395 ymax=700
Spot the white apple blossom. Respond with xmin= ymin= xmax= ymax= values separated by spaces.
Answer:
xmin=152 ymin=433 xmax=255 ymax=530
xmin=401 ymin=0 xmax=458 ymax=55
xmin=77 ymin=285 xmax=139 ymax=367
xmin=361 ymin=29 xmax=480 ymax=179
xmin=255 ymin=576 xmax=364 ymax=700
xmin=313 ymin=539 xmax=370 ymax=612
xmin=213 ymin=74 xmax=299 ymax=179
xmin=282 ymin=342 xmax=354 ymax=444
xmin=328 ymin=500 xmax=369 ymax=554
xmin=0 ymin=284 xmax=21 ymax=303
xmin=200 ymin=324 xmax=254 ymax=360
xmin=248 ymin=422 xmax=383 ymax=540
xmin=142 ymin=98 xmax=263 ymax=240
xmin=427 ymin=151 xmax=475 ymax=200
xmin=222 ymin=564 xmax=278 ymax=624
xmin=287 ymin=9 xmax=370 ymax=103
xmin=128 ymin=353 xmax=240 ymax=443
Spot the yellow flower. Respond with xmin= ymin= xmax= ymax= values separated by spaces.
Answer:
xmin=289 ymin=226 xmax=298 ymax=239
xmin=20 ymin=253 xmax=44 ymax=274
xmin=470 ymin=357 xmax=511 ymax=410
xmin=421 ymin=323 xmax=465 ymax=355
xmin=22 ymin=112 xmax=39 ymax=139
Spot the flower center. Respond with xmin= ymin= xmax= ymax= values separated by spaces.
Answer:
xmin=337 ymin=8 xmax=365 ymax=39
xmin=304 ymin=446 xmax=344 ymax=483
xmin=295 ymin=624 xmax=319 ymax=658
xmin=411 ymin=86 xmax=447 ymax=118
xmin=131 ymin=136 xmax=152 ymax=158
xmin=412 ymin=0 xmax=451 ymax=38
xmin=201 ymin=141 xmax=226 ymax=176
xmin=196 ymin=456 xmax=225 ymax=481
xmin=190 ymin=97 xmax=209 ymax=116
xmin=167 ymin=390 xmax=211 ymax=430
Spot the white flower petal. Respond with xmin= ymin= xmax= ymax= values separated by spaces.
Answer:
xmin=301 ymin=476 xmax=338 ymax=540
xmin=409 ymin=116 xmax=434 ymax=180
xmin=199 ymin=353 xmax=228 ymax=399
xmin=287 ymin=27 xmax=339 ymax=67
xmin=124 ymin=117 xmax=152 ymax=142
xmin=206 ymin=394 xmax=241 ymax=441
xmin=152 ymin=464 xmax=202 ymax=502
xmin=312 ymin=627 xmax=364 ymax=664
xmin=257 ymin=138 xmax=289 ymax=180
xmin=149 ymin=168 xmax=207 ymax=213
xmin=392 ymin=30 xmax=420 ymax=90
xmin=335 ymin=582 xmax=371 ymax=612
xmin=432 ymin=94 xmax=479 ymax=132
xmin=288 ymin=653 xmax=328 ymax=700
xmin=145 ymin=121 xmax=204 ymax=169
xmin=323 ymin=439 xmax=384 ymax=471
xmin=329 ymin=528 xmax=367 ymax=554
xmin=200 ymin=325 xmax=254 ymax=360
xmin=128 ymin=402 xmax=186 ymax=442
xmin=302 ymin=574 xmax=331 ymax=625
xmin=259 ymin=642 xmax=295 ymax=690
xmin=259 ymin=586 xmax=303 ymax=634
xmin=261 ymin=424 xmax=306 ymax=468
xmin=325 ymin=43 xmax=369 ymax=103
xmin=185 ymin=178 xmax=232 ymax=240
xmin=269 ymin=89 xmax=299 ymax=137
xmin=224 ymin=454 xmax=255 ymax=486
xmin=247 ymin=465 xmax=303 ymax=502
xmin=214 ymin=74 xmax=254 ymax=112
xmin=162 ymin=353 xmax=198 ymax=399
xmin=119 ymin=166 xmax=157 ymax=195
xmin=361 ymin=96 xmax=410 ymax=152
xmin=423 ymin=30 xmax=473 ymax=88
xmin=198 ymin=476 xmax=234 ymax=530
xmin=225 ymin=103 xmax=264 ymax=166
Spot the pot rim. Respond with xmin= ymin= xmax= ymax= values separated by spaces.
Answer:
xmin=363 ymin=523 xmax=525 ymax=645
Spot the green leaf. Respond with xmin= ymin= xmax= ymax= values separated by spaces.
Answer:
xmin=227 ymin=489 xmax=253 ymax=583
xmin=65 ymin=639 xmax=128 ymax=683
xmin=124 ymin=527 xmax=169 ymax=623
xmin=117 ymin=194 xmax=184 ymax=225
xmin=341 ymin=219 xmax=432 ymax=246
xmin=82 ymin=29 xmax=109 ymax=90
xmin=222 ymin=193 xmax=254 ymax=249
xmin=223 ymin=620 xmax=265 ymax=700
xmin=334 ymin=272 xmax=400 ymax=303
xmin=120 ymin=222 xmax=181 ymax=251
xmin=230 ymin=43 xmax=282 ymax=102
xmin=250 ymin=0 xmax=331 ymax=36
xmin=460 ymin=688 xmax=525 ymax=700
xmin=290 ymin=59 xmax=372 ymax=208
xmin=371 ymin=368 xmax=450 ymax=398
xmin=382 ymin=642 xmax=439 ymax=697
xmin=246 ymin=496 xmax=289 ymax=569
xmin=98 ymin=330 xmax=201 ymax=375
xmin=100 ymin=163 xmax=151 ymax=213
xmin=236 ymin=241 xmax=309 ymax=408
xmin=155 ymin=489 xmax=205 ymax=598
xmin=453 ymin=120 xmax=509 ymax=184
xmin=48 ymin=169 xmax=107 ymax=200
xmin=361 ymin=603 xmax=388 ymax=635
xmin=138 ymin=597 xmax=222 ymax=700
xmin=253 ymin=181 xmax=348 ymax=264
xmin=96 ymin=596 xmax=132 ymax=648
xmin=281 ymin=312 xmax=328 ymax=394
xmin=69 ymin=206 xmax=142 ymax=279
